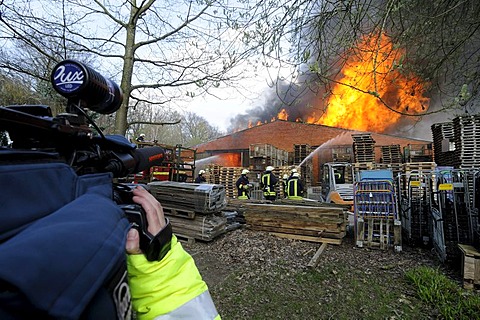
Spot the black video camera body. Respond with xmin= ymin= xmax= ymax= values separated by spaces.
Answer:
xmin=0 ymin=60 xmax=168 ymax=261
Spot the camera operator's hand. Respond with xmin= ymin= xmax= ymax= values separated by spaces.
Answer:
xmin=124 ymin=186 xmax=220 ymax=319
xmin=125 ymin=186 xmax=166 ymax=255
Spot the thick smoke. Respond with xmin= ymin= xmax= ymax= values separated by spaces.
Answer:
xmin=226 ymin=0 xmax=480 ymax=142
xmin=227 ymin=69 xmax=459 ymax=141
xmin=227 ymin=73 xmax=327 ymax=131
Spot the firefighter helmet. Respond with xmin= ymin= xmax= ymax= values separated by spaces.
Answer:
xmin=199 ymin=170 xmax=206 ymax=175
xmin=241 ymin=169 xmax=250 ymax=175
xmin=266 ymin=166 xmax=274 ymax=172
xmin=291 ymin=168 xmax=297 ymax=173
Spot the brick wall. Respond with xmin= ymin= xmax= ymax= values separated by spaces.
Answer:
xmin=194 ymin=120 xmax=432 ymax=186
xmin=195 ymin=120 xmax=431 ymax=154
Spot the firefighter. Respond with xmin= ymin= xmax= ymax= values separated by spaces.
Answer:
xmin=286 ymin=172 xmax=304 ymax=200
xmin=194 ymin=169 xmax=207 ymax=183
xmin=235 ymin=169 xmax=251 ymax=199
xmin=288 ymin=168 xmax=298 ymax=180
xmin=261 ymin=166 xmax=278 ymax=201
xmin=136 ymin=133 xmax=146 ymax=142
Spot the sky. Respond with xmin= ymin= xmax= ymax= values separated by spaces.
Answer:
xmin=188 ymin=76 xmax=270 ymax=132
xmin=179 ymin=58 xmax=295 ymax=133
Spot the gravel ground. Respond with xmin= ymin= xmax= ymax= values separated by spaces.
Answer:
xmin=182 ymin=227 xmax=467 ymax=318
xmin=185 ymin=227 xmax=452 ymax=287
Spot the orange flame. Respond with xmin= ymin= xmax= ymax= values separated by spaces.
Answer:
xmin=277 ymin=108 xmax=289 ymax=120
xmin=312 ymin=32 xmax=429 ymax=132
xmin=215 ymin=153 xmax=241 ymax=167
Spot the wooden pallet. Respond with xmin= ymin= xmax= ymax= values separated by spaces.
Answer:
xmin=175 ymin=233 xmax=196 ymax=244
xmin=458 ymin=244 xmax=480 ymax=289
xmin=163 ymin=206 xmax=196 ymax=219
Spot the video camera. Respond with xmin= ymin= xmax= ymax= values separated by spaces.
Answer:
xmin=0 ymin=59 xmax=169 ymax=261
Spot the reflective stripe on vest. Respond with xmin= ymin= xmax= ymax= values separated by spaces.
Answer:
xmin=154 ymin=290 xmax=219 ymax=320
xmin=262 ymin=174 xmax=275 ymax=196
xmin=287 ymin=179 xmax=302 ymax=199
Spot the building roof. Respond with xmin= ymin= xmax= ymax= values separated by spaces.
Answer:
xmin=194 ymin=120 xmax=432 ymax=153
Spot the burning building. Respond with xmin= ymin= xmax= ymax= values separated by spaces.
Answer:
xmin=194 ymin=120 xmax=432 ymax=186
xmin=194 ymin=32 xmax=435 ymax=186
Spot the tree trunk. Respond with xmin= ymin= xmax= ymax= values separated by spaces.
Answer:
xmin=115 ymin=4 xmax=138 ymax=135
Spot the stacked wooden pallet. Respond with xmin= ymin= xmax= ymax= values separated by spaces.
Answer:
xmin=431 ymin=122 xmax=455 ymax=166
xmin=205 ymin=164 xmax=222 ymax=184
xmin=332 ymin=145 xmax=353 ymax=162
xmin=148 ymin=181 xmax=228 ymax=242
xmin=404 ymin=144 xmax=434 ymax=163
xmin=237 ymin=200 xmax=348 ymax=244
xmin=293 ymin=144 xmax=312 ymax=165
xmin=380 ymin=145 xmax=402 ymax=163
xmin=168 ymin=214 xmax=227 ymax=243
xmin=352 ymin=133 xmax=376 ymax=163
xmin=219 ymin=167 xmax=244 ymax=198
xmin=453 ymin=114 xmax=480 ymax=169
xmin=403 ymin=161 xmax=436 ymax=173
xmin=249 ymin=143 xmax=288 ymax=169
xmin=458 ymin=244 xmax=480 ymax=289
xmin=352 ymin=162 xmax=375 ymax=177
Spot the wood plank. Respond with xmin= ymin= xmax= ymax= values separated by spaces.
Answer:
xmin=307 ymin=243 xmax=328 ymax=268
xmin=245 ymin=218 xmax=343 ymax=231
xmin=244 ymin=211 xmax=344 ymax=222
xmin=250 ymin=225 xmax=323 ymax=237
xmin=268 ymin=232 xmax=343 ymax=245
xmin=250 ymin=225 xmax=345 ymax=238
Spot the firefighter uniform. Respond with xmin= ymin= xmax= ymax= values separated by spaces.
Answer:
xmin=286 ymin=173 xmax=304 ymax=200
xmin=235 ymin=169 xmax=250 ymax=199
xmin=261 ymin=166 xmax=278 ymax=201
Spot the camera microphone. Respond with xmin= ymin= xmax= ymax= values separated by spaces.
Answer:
xmin=50 ymin=59 xmax=123 ymax=114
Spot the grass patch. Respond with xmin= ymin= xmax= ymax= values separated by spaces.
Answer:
xmin=211 ymin=262 xmax=430 ymax=319
xmin=405 ymin=266 xmax=480 ymax=320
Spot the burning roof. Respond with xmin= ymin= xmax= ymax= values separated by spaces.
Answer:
xmin=230 ymin=32 xmax=430 ymax=136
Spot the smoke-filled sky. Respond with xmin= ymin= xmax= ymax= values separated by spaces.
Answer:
xmin=191 ymin=1 xmax=479 ymax=141
xmin=194 ymin=66 xmax=453 ymax=142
